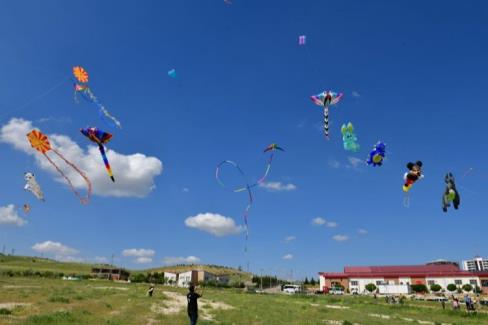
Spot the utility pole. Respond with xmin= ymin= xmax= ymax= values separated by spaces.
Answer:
xmin=260 ymin=268 xmax=263 ymax=291
xmin=11 ymin=249 xmax=14 ymax=256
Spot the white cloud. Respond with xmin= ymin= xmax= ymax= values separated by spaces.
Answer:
xmin=358 ymin=228 xmax=368 ymax=235
xmin=0 ymin=205 xmax=26 ymax=226
xmin=284 ymin=236 xmax=296 ymax=243
xmin=94 ymin=256 xmax=108 ymax=263
xmin=185 ymin=213 xmax=243 ymax=237
xmin=328 ymin=160 xmax=341 ymax=169
xmin=325 ymin=221 xmax=338 ymax=228
xmin=312 ymin=217 xmax=326 ymax=226
xmin=332 ymin=235 xmax=349 ymax=242
xmin=347 ymin=157 xmax=364 ymax=169
xmin=135 ymin=257 xmax=153 ymax=264
xmin=163 ymin=256 xmax=201 ymax=265
xmin=182 ymin=188 xmax=190 ymax=193
xmin=32 ymin=241 xmax=78 ymax=255
xmin=352 ymin=91 xmax=361 ymax=98
xmin=259 ymin=181 xmax=297 ymax=192
xmin=0 ymin=118 xmax=163 ymax=198
xmin=122 ymin=248 xmax=155 ymax=258
xmin=282 ymin=254 xmax=293 ymax=260
xmin=55 ymin=255 xmax=84 ymax=263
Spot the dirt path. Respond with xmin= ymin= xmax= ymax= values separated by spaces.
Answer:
xmin=150 ymin=291 xmax=233 ymax=322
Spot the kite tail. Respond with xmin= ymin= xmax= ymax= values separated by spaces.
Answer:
xmin=255 ymin=153 xmax=274 ymax=185
xmin=403 ymin=192 xmax=410 ymax=208
xmin=243 ymin=186 xmax=253 ymax=253
xmin=49 ymin=149 xmax=92 ymax=205
xmin=82 ymin=88 xmax=122 ymax=129
xmin=98 ymin=145 xmax=115 ymax=182
xmin=324 ymin=106 xmax=329 ymax=139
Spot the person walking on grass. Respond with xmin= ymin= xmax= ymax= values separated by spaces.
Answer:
xmin=147 ymin=285 xmax=155 ymax=297
xmin=187 ymin=285 xmax=202 ymax=325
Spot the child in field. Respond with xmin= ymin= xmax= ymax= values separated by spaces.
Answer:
xmin=147 ymin=286 xmax=154 ymax=297
xmin=187 ymin=285 xmax=202 ymax=325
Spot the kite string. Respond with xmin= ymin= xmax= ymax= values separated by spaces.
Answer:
xmin=49 ymin=148 xmax=92 ymax=205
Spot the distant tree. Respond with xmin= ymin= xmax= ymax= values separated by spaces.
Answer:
xmin=365 ymin=283 xmax=376 ymax=293
xmin=474 ymin=286 xmax=482 ymax=294
xmin=410 ymin=284 xmax=428 ymax=293
xmin=462 ymin=284 xmax=473 ymax=292
xmin=304 ymin=277 xmax=309 ymax=285
xmin=447 ymin=284 xmax=457 ymax=292
xmin=430 ymin=284 xmax=442 ymax=292
xmin=310 ymin=278 xmax=316 ymax=286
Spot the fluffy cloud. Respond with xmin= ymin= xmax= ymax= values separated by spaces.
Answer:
xmin=328 ymin=160 xmax=341 ymax=169
xmin=312 ymin=218 xmax=337 ymax=227
xmin=122 ymin=248 xmax=155 ymax=258
xmin=94 ymin=256 xmax=108 ymax=263
xmin=332 ymin=235 xmax=349 ymax=242
xmin=134 ymin=257 xmax=152 ymax=264
xmin=185 ymin=213 xmax=243 ymax=237
xmin=0 ymin=118 xmax=163 ymax=198
xmin=282 ymin=254 xmax=293 ymax=260
xmin=163 ymin=256 xmax=201 ymax=265
xmin=347 ymin=157 xmax=364 ymax=169
xmin=259 ymin=181 xmax=297 ymax=192
xmin=0 ymin=205 xmax=26 ymax=226
xmin=312 ymin=217 xmax=326 ymax=226
xmin=284 ymin=236 xmax=296 ymax=243
xmin=352 ymin=91 xmax=361 ymax=98
xmin=32 ymin=241 xmax=78 ymax=255
xmin=358 ymin=228 xmax=368 ymax=235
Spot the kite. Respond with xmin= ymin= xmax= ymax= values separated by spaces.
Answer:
xmin=310 ymin=91 xmax=343 ymax=139
xmin=341 ymin=122 xmax=360 ymax=152
xmin=80 ymin=127 xmax=115 ymax=182
xmin=73 ymin=66 xmax=122 ymax=129
xmin=168 ymin=69 xmax=176 ymax=78
xmin=403 ymin=161 xmax=423 ymax=192
xmin=23 ymin=204 xmax=31 ymax=214
xmin=24 ymin=172 xmax=45 ymax=201
xmin=367 ymin=142 xmax=386 ymax=167
xmin=26 ymin=130 xmax=92 ymax=204
xmin=442 ymin=173 xmax=460 ymax=212
xmin=216 ymin=144 xmax=284 ymax=251
xmin=299 ymin=35 xmax=306 ymax=45
xmin=73 ymin=66 xmax=89 ymax=84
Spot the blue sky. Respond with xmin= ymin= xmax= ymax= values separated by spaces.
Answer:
xmin=1 ymin=0 xmax=488 ymax=279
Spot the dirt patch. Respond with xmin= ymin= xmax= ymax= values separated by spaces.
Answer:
xmin=2 ymin=285 xmax=40 ymax=289
xmin=151 ymin=291 xmax=233 ymax=321
xmin=310 ymin=303 xmax=349 ymax=310
xmin=368 ymin=313 xmax=391 ymax=319
xmin=91 ymin=286 xmax=129 ymax=291
xmin=0 ymin=302 xmax=31 ymax=310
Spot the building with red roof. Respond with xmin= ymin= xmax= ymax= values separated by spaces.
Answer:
xmin=319 ymin=262 xmax=488 ymax=294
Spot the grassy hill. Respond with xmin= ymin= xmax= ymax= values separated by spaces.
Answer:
xmin=0 ymin=254 xmax=93 ymax=275
xmin=0 ymin=254 xmax=252 ymax=282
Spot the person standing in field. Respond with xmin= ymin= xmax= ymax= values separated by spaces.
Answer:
xmin=147 ymin=285 xmax=154 ymax=297
xmin=187 ymin=285 xmax=202 ymax=325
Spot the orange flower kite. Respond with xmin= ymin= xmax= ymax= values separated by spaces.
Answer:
xmin=27 ymin=130 xmax=92 ymax=205
xmin=73 ymin=66 xmax=89 ymax=83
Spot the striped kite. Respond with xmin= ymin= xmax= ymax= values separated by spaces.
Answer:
xmin=310 ymin=90 xmax=343 ymax=139
xmin=26 ymin=130 xmax=92 ymax=204
xmin=80 ymin=127 xmax=115 ymax=182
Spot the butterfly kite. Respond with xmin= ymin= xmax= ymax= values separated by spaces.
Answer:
xmin=26 ymin=130 xmax=92 ymax=204
xmin=73 ymin=66 xmax=122 ymax=129
xmin=80 ymin=127 xmax=115 ymax=182
xmin=310 ymin=90 xmax=343 ymax=139
xmin=216 ymin=144 xmax=284 ymax=251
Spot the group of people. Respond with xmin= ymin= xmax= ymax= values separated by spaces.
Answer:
xmin=147 ymin=285 xmax=203 ymax=325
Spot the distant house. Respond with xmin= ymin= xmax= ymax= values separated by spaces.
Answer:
xmin=164 ymin=272 xmax=177 ymax=285
xmin=176 ymin=270 xmax=230 ymax=287
xmin=91 ymin=267 xmax=130 ymax=281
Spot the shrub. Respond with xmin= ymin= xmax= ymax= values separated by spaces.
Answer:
xmin=0 ymin=308 xmax=12 ymax=315
xmin=430 ymin=284 xmax=442 ymax=292
xmin=447 ymin=284 xmax=457 ymax=292
xmin=129 ymin=273 xmax=147 ymax=283
xmin=462 ymin=284 xmax=473 ymax=292
xmin=474 ymin=286 xmax=482 ymax=294
xmin=365 ymin=283 xmax=376 ymax=292
xmin=48 ymin=296 xmax=71 ymax=304
xmin=410 ymin=284 xmax=428 ymax=293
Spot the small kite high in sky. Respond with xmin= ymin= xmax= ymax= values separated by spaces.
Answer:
xmin=341 ymin=122 xmax=360 ymax=152
xmin=80 ymin=127 xmax=115 ymax=182
xmin=73 ymin=66 xmax=122 ymax=129
xmin=367 ymin=142 xmax=386 ymax=167
xmin=442 ymin=172 xmax=460 ymax=212
xmin=168 ymin=69 xmax=176 ymax=78
xmin=310 ymin=90 xmax=343 ymax=139
xmin=24 ymin=172 xmax=44 ymax=201
xmin=23 ymin=204 xmax=31 ymax=214
xmin=403 ymin=161 xmax=424 ymax=192
xmin=216 ymin=143 xmax=284 ymax=251
xmin=26 ymin=129 xmax=92 ymax=204
xmin=299 ymin=35 xmax=306 ymax=45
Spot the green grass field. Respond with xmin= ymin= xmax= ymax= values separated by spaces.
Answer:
xmin=0 ymin=276 xmax=487 ymax=325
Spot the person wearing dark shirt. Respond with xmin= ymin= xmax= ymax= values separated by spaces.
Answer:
xmin=187 ymin=285 xmax=202 ymax=325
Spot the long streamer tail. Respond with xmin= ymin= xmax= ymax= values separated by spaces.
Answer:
xmin=324 ymin=106 xmax=329 ymax=139
xmin=98 ymin=145 xmax=115 ymax=182
xmin=46 ymin=149 xmax=92 ymax=205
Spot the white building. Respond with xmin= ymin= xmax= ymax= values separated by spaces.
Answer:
xmin=176 ymin=270 xmax=230 ymax=287
xmin=164 ymin=272 xmax=177 ymax=285
xmin=462 ymin=257 xmax=488 ymax=272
